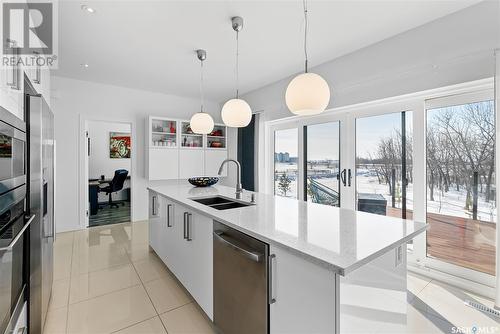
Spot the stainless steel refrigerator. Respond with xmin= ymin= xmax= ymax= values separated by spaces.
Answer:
xmin=27 ymin=93 xmax=54 ymax=334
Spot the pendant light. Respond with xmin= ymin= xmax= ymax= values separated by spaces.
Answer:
xmin=285 ymin=0 xmax=330 ymax=116
xmin=190 ymin=49 xmax=214 ymax=134
xmin=221 ymin=16 xmax=252 ymax=128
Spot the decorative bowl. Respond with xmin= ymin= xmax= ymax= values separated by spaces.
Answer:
xmin=188 ymin=177 xmax=219 ymax=187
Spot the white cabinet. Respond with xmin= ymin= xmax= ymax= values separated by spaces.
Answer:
xmin=0 ymin=3 xmax=24 ymax=121
xmin=148 ymin=191 xmax=214 ymax=320
xmin=171 ymin=203 xmax=213 ymax=319
xmin=28 ymin=65 xmax=51 ymax=105
xmin=146 ymin=117 xmax=228 ymax=180
xmin=146 ymin=116 xmax=179 ymax=180
xmin=204 ymin=150 xmax=228 ymax=177
xmin=148 ymin=148 xmax=179 ymax=180
xmin=179 ymin=149 xmax=204 ymax=178
xmin=0 ymin=52 xmax=24 ymax=120
xmin=0 ymin=67 xmax=24 ymax=120
xmin=182 ymin=209 xmax=213 ymax=319
xmin=148 ymin=191 xmax=160 ymax=254
xmin=148 ymin=192 xmax=166 ymax=257
xmin=269 ymin=245 xmax=337 ymax=333
xmin=162 ymin=198 xmax=182 ymax=274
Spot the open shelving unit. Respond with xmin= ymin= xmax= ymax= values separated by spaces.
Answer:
xmin=206 ymin=125 xmax=226 ymax=149
xmin=146 ymin=116 xmax=229 ymax=180
xmin=180 ymin=121 xmax=203 ymax=149
xmin=150 ymin=117 xmax=177 ymax=148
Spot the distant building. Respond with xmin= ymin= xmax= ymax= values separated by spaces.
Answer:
xmin=275 ymin=152 xmax=291 ymax=163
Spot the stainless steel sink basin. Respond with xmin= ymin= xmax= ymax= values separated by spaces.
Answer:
xmin=191 ymin=196 xmax=232 ymax=206
xmin=190 ymin=196 xmax=254 ymax=210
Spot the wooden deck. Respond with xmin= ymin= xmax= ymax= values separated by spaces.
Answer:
xmin=386 ymin=207 xmax=496 ymax=275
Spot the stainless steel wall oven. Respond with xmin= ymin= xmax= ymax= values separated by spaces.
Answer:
xmin=0 ymin=106 xmax=31 ymax=334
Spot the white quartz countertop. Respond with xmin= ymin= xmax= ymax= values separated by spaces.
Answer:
xmin=148 ymin=182 xmax=427 ymax=276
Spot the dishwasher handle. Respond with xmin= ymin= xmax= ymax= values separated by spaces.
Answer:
xmin=213 ymin=231 xmax=262 ymax=262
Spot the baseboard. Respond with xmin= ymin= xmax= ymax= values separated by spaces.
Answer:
xmin=408 ymin=263 xmax=496 ymax=300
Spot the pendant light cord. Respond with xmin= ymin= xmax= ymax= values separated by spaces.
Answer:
xmin=236 ymin=30 xmax=240 ymax=99
xmin=200 ymin=58 xmax=204 ymax=113
xmin=303 ymin=0 xmax=309 ymax=73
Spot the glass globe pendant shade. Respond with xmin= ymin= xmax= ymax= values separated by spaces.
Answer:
xmin=190 ymin=112 xmax=214 ymax=135
xmin=221 ymin=98 xmax=252 ymax=127
xmin=285 ymin=72 xmax=330 ymax=116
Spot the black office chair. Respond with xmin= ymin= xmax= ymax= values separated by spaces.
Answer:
xmin=98 ymin=169 xmax=129 ymax=209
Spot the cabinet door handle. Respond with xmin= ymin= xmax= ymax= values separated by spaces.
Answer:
xmin=183 ymin=212 xmax=188 ymax=239
xmin=268 ymin=254 xmax=276 ymax=304
xmin=6 ymin=40 xmax=19 ymax=89
xmin=167 ymin=204 xmax=173 ymax=227
xmin=348 ymin=168 xmax=352 ymax=187
xmin=152 ymin=195 xmax=157 ymax=216
xmin=186 ymin=213 xmax=192 ymax=241
xmin=34 ymin=53 xmax=41 ymax=84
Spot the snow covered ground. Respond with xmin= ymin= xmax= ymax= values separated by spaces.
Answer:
xmin=274 ymin=163 xmax=497 ymax=224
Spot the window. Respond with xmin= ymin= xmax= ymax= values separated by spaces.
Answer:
xmin=274 ymin=128 xmax=298 ymax=198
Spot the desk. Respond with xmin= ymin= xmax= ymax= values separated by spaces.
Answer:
xmin=89 ymin=181 xmax=100 ymax=215
xmin=88 ymin=176 xmax=131 ymax=216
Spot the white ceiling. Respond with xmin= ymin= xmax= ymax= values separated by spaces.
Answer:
xmin=54 ymin=0 xmax=482 ymax=102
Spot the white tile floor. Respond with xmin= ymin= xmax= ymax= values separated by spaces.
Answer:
xmin=44 ymin=221 xmax=498 ymax=334
xmin=44 ymin=221 xmax=214 ymax=334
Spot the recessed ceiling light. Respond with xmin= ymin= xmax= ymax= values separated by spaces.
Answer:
xmin=80 ymin=63 xmax=89 ymax=68
xmin=81 ymin=5 xmax=95 ymax=13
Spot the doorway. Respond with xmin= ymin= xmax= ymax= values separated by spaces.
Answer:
xmin=83 ymin=120 xmax=133 ymax=227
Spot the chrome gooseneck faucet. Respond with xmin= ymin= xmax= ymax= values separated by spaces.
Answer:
xmin=218 ymin=159 xmax=243 ymax=199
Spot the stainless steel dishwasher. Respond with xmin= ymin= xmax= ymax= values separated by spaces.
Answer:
xmin=213 ymin=221 xmax=269 ymax=334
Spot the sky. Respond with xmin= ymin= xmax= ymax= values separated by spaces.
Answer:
xmin=355 ymin=112 xmax=407 ymax=158
xmin=274 ymin=112 xmax=410 ymax=160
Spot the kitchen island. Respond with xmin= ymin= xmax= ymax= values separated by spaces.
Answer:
xmin=147 ymin=182 xmax=427 ymax=334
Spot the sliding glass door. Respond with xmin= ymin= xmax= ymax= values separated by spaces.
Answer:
xmin=425 ymin=93 xmax=496 ymax=276
xmin=304 ymin=122 xmax=341 ymax=207
xmin=354 ymin=111 xmax=413 ymax=219
xmin=267 ymin=83 xmax=496 ymax=286
xmin=273 ymin=128 xmax=299 ymax=199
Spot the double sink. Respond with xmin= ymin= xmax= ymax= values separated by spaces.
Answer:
xmin=191 ymin=196 xmax=255 ymax=211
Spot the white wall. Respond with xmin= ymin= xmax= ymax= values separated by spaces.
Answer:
xmin=243 ymin=1 xmax=499 ymax=122
xmin=52 ymin=76 xmax=236 ymax=233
